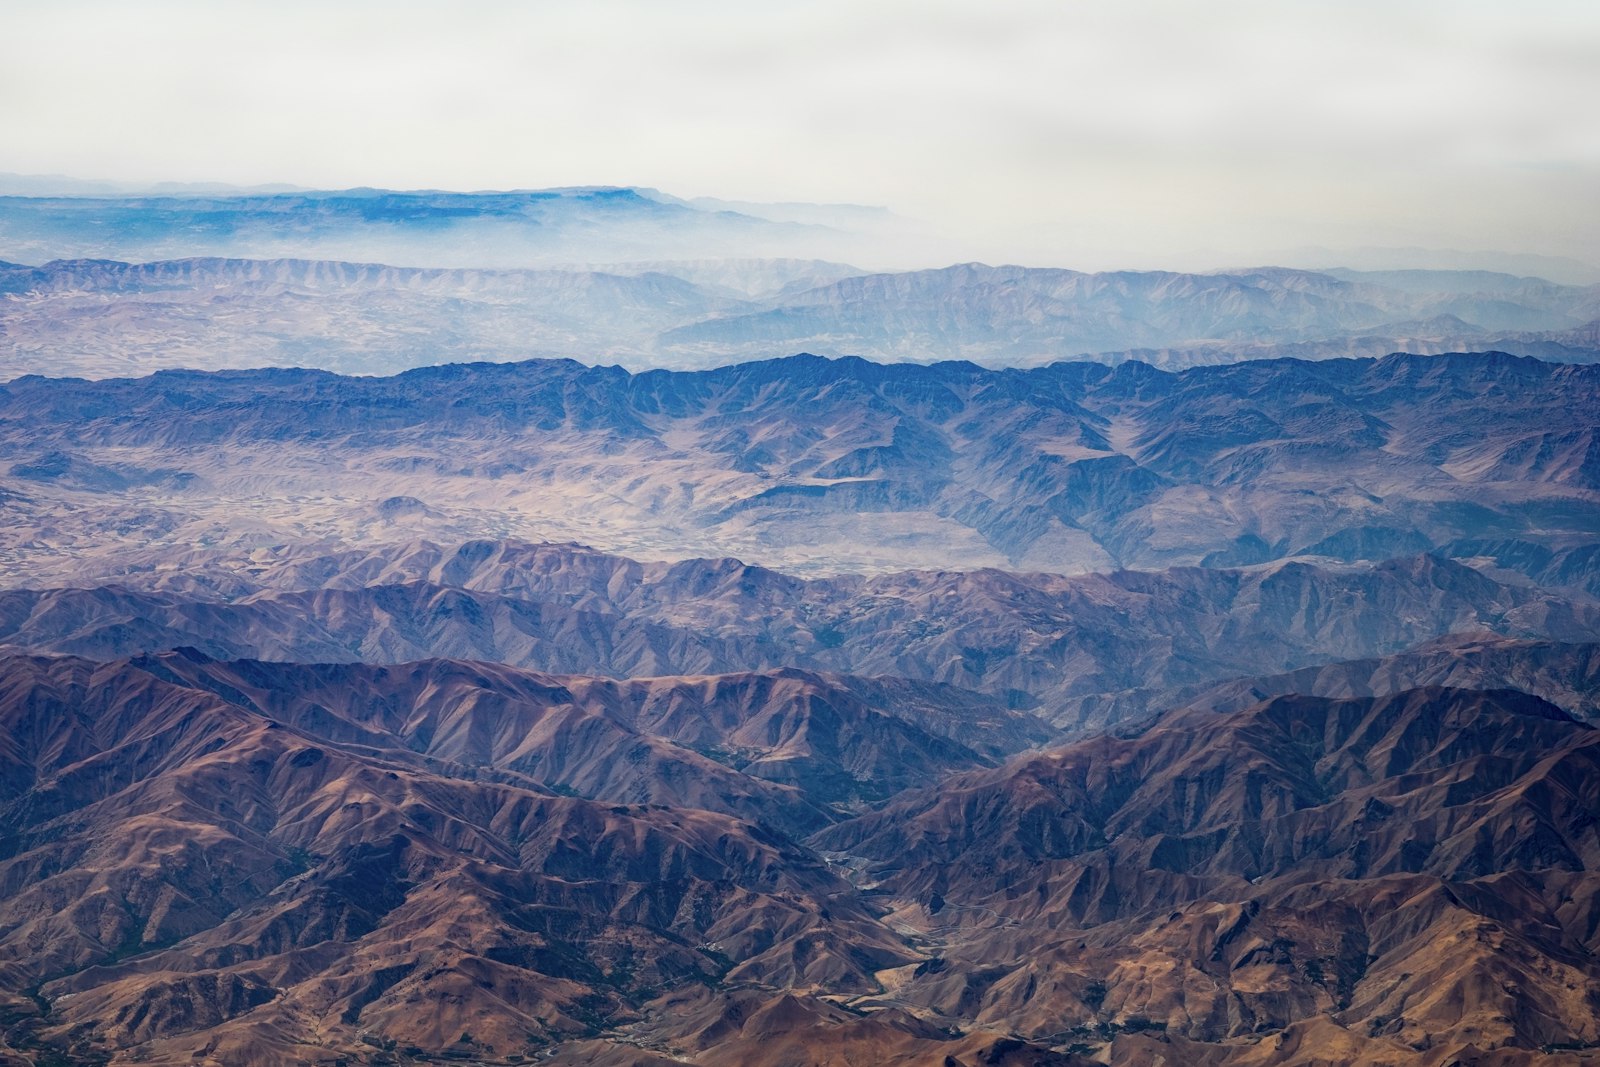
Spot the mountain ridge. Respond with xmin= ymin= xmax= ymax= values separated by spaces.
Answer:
xmin=3 ymin=253 xmax=1598 ymax=381
xmin=810 ymin=686 xmax=1600 ymax=1063
xmin=3 ymin=351 xmax=1596 ymax=581
xmin=3 ymin=542 xmax=1597 ymax=733
xmin=3 ymin=658 xmax=1596 ymax=1065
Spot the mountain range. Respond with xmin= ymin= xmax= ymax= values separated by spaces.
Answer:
xmin=0 ymin=188 xmax=870 ymax=272
xmin=2 ymin=543 xmax=1597 ymax=736
xmin=2 ymin=352 xmax=1595 ymax=580
xmin=1 ymin=650 xmax=1595 ymax=1065
xmin=2 ymin=255 xmax=1598 ymax=380
xmin=2 ymin=205 xmax=1599 ymax=1067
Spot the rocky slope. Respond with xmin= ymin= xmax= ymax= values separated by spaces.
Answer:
xmin=3 ymin=658 xmax=1596 ymax=1065
xmin=815 ymin=687 xmax=1600 ymax=1065
xmin=0 ymin=653 xmax=921 ymax=1066
xmin=1177 ymin=633 xmax=1600 ymax=723
xmin=116 ymin=650 xmax=1056 ymax=824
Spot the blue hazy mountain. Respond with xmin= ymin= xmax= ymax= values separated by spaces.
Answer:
xmin=0 ymin=186 xmax=859 ymax=269
xmin=2 ymin=254 xmax=1597 ymax=380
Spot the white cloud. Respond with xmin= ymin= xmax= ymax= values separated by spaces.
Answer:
xmin=1 ymin=0 xmax=1596 ymax=267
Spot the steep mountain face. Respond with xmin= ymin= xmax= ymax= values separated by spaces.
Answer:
xmin=2 ymin=545 xmax=1594 ymax=732
xmin=4 ymin=250 xmax=1599 ymax=379
xmin=1444 ymin=539 xmax=1600 ymax=599
xmin=3 ymin=352 xmax=1597 ymax=579
xmin=822 ymin=686 xmax=1600 ymax=886
xmin=815 ymin=687 xmax=1600 ymax=1064
xmin=114 ymin=650 xmax=1055 ymax=823
xmin=4 ymin=658 xmax=1595 ymax=1066
xmin=0 ymin=653 xmax=920 ymax=1066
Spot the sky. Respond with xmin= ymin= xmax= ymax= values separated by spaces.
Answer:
xmin=1 ymin=0 xmax=1597 ymax=271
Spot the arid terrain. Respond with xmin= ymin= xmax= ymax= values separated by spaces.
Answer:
xmin=2 ymin=351 xmax=1596 ymax=579
xmin=0 ymin=652 xmax=1596 ymax=1065
xmin=0 ymin=341 xmax=1597 ymax=1064
xmin=6 ymin=0 xmax=1599 ymax=1053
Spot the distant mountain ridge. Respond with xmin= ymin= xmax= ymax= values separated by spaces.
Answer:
xmin=655 ymin=262 xmax=1600 ymax=366
xmin=0 ymin=187 xmax=864 ymax=277
xmin=3 ymin=252 xmax=1598 ymax=379
xmin=3 ymin=541 xmax=1596 ymax=732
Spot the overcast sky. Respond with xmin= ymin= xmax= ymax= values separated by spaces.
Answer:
xmin=2 ymin=0 xmax=1596 ymax=269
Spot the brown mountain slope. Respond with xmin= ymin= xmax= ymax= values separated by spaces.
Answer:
xmin=816 ymin=688 xmax=1600 ymax=1064
xmin=126 ymin=649 xmax=1054 ymax=822
xmin=0 ymin=654 xmax=917 ymax=1066
xmin=2 ymin=651 xmax=1597 ymax=1064
xmin=546 ymin=988 xmax=1089 ymax=1066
